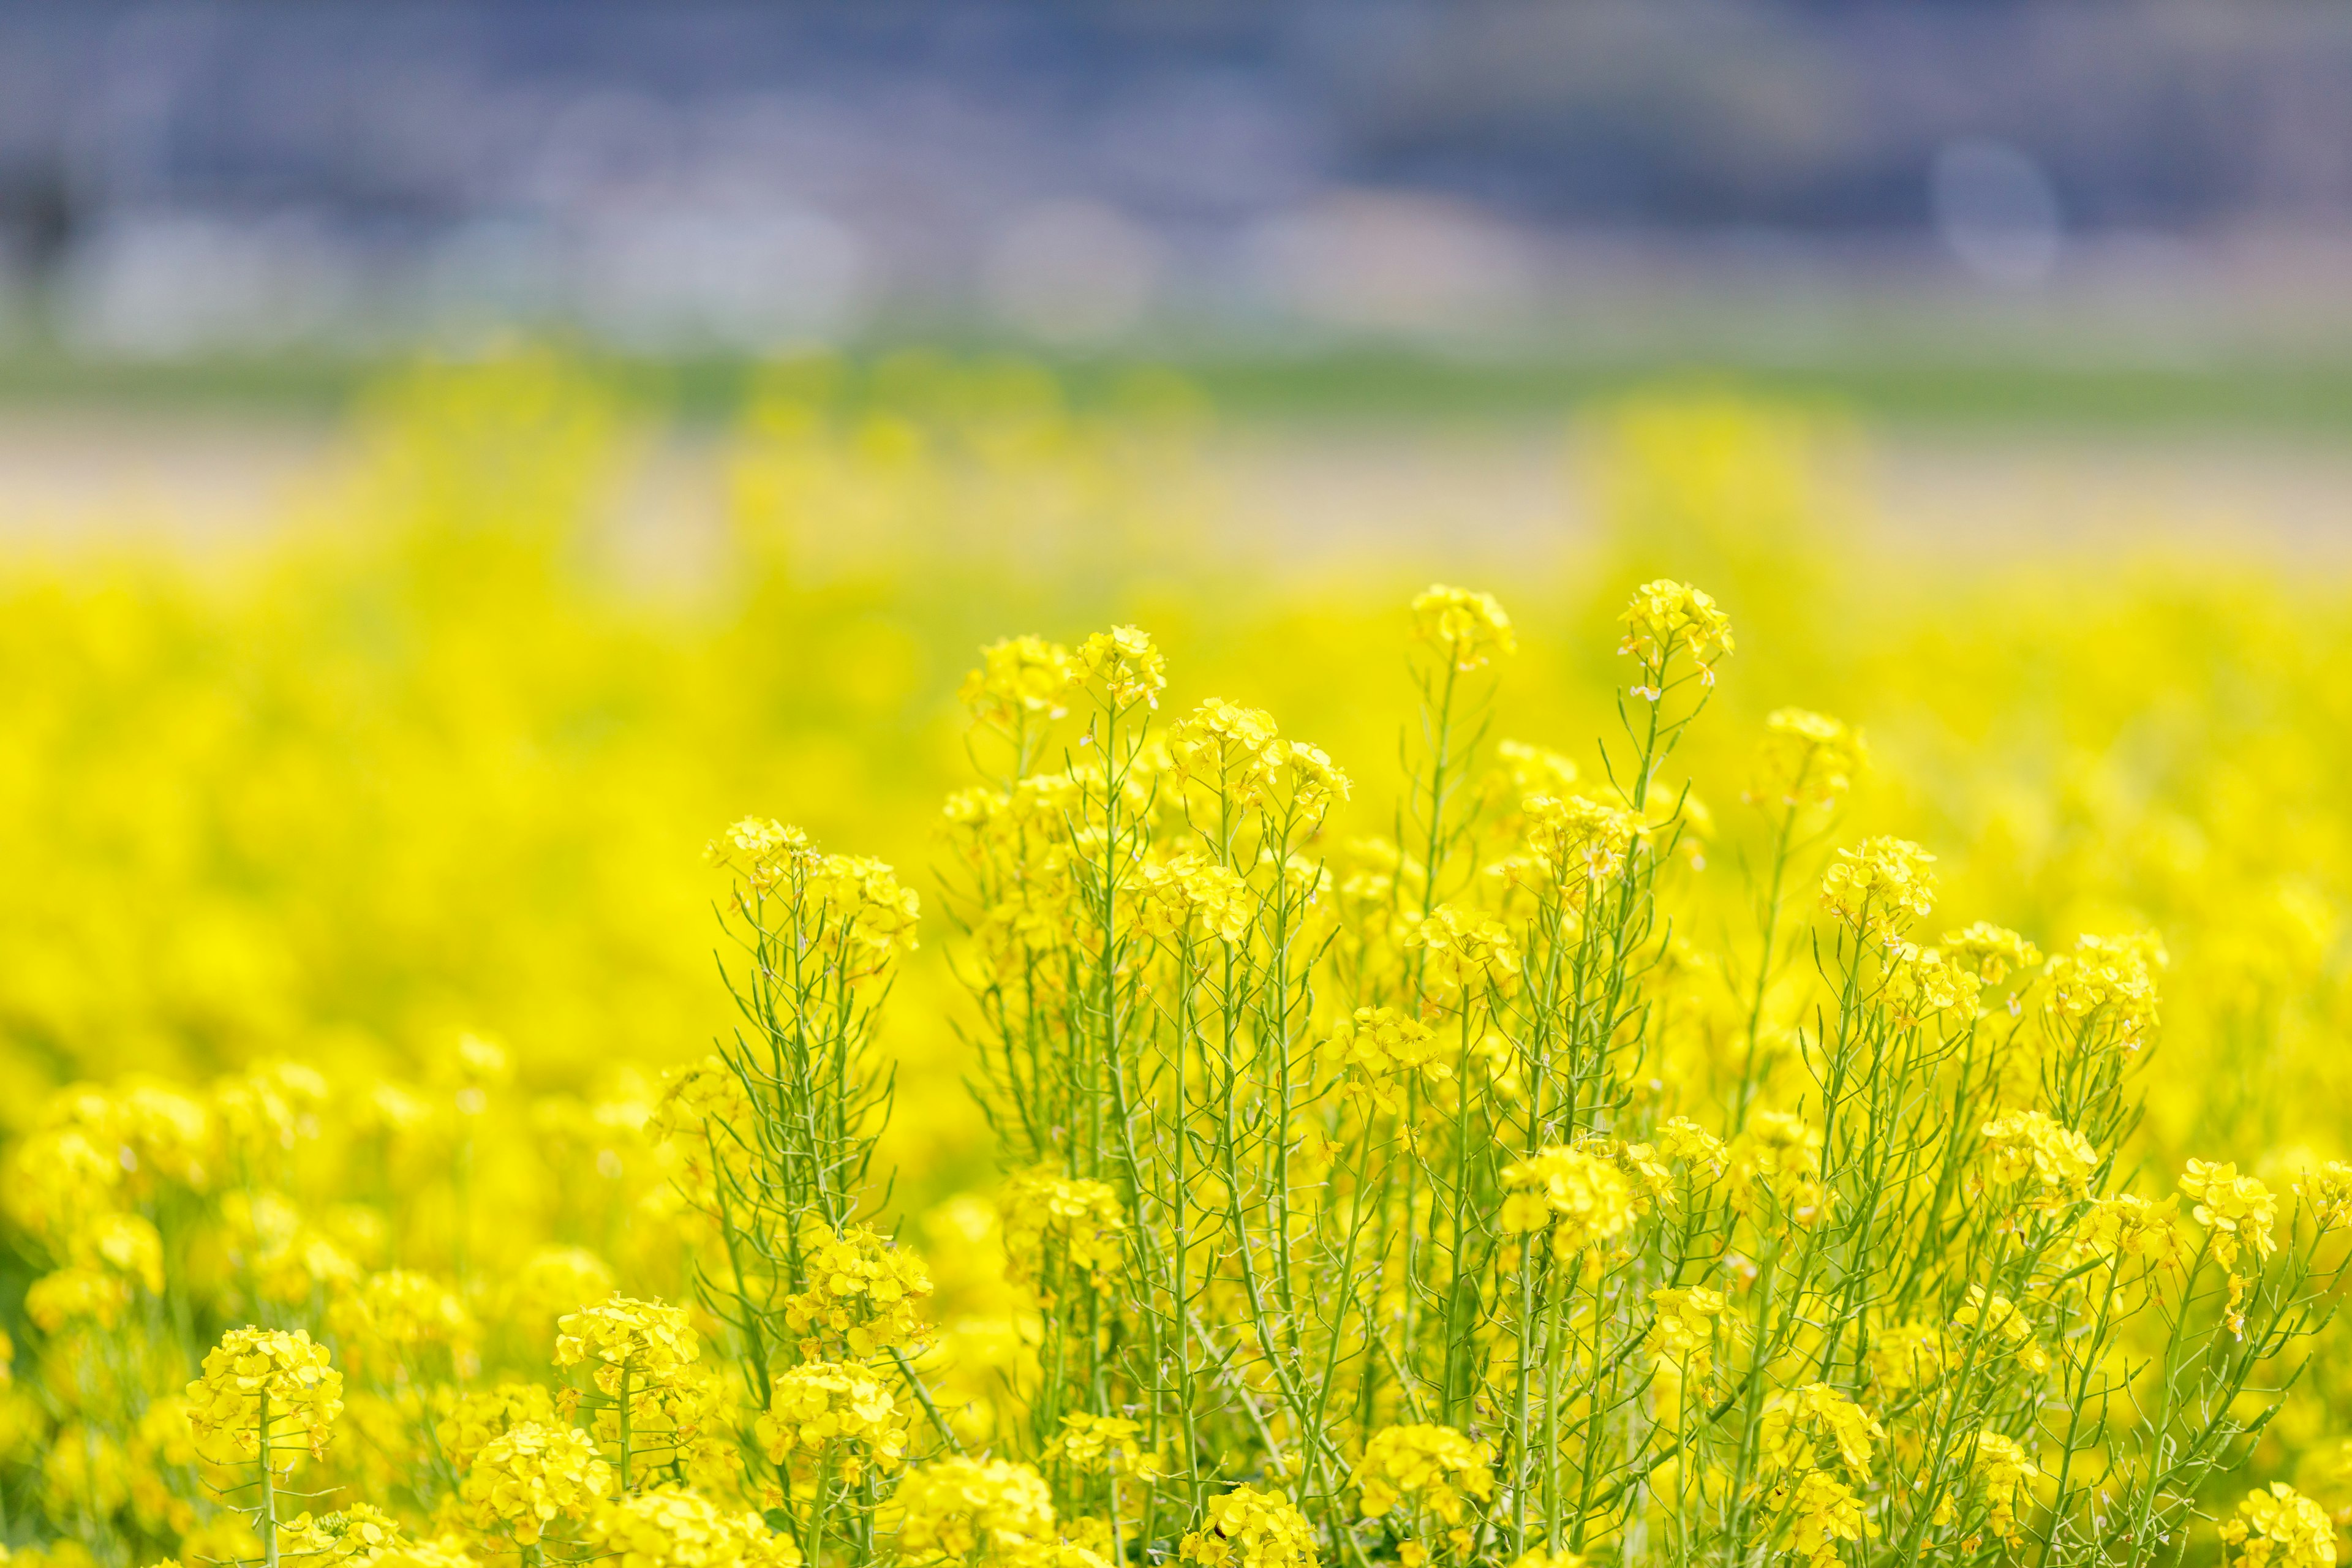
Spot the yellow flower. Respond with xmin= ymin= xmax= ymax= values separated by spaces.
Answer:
xmin=586 ymin=1485 xmax=802 ymax=1568
xmin=1941 ymin=922 xmax=2043 ymax=986
xmin=1499 ymin=1145 xmax=1645 ymax=1262
xmin=1757 ymin=1384 xmax=1883 ymax=1482
xmin=1520 ymin=795 xmax=1640 ymax=888
xmin=1353 ymin=1423 xmax=1493 ymax=1525
xmin=1747 ymin=708 xmax=1866 ymax=811
xmin=1771 ymin=1469 xmax=1872 ymax=1568
xmin=962 ymin=636 xmax=1081 ymax=728
xmin=2046 ymin=932 xmax=2165 ymax=1050
xmin=754 ymin=1362 xmax=904 ymax=1480
xmin=460 ymin=1423 xmax=610 ymax=1545
xmin=330 ymin=1270 xmax=475 ymax=1359
xmin=1401 ymin=904 xmax=1520 ymax=995
xmin=998 ymin=1169 xmax=1125 ymax=1299
xmin=1820 ymin=837 xmax=1937 ymax=945
xmin=1045 ymin=1413 xmax=1159 ymax=1480
xmin=1953 ymin=1287 xmax=2050 ymax=1376
xmin=1980 ymin=1110 xmax=2099 ymax=1204
xmin=1135 ymin=853 xmax=1256 ymax=946
xmin=1968 ymin=1431 xmax=2038 ymax=1547
xmin=1178 ymin=1486 xmax=1317 ymax=1568
xmin=185 ymin=1327 xmax=344 ymax=1463
xmin=1079 ymin=625 xmax=1167 ymax=710
xmin=1617 ymin=580 xmax=1733 ymax=675
xmin=554 ymin=1297 xmax=701 ymax=1396
xmin=2218 ymin=1483 xmax=2335 ymax=1568
xmin=892 ymin=1456 xmax=1057 ymax=1563
xmin=782 ymin=1222 xmax=935 ymax=1360
xmin=1410 ymin=585 xmax=1517 ymax=673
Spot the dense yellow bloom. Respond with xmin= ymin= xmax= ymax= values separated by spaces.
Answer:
xmin=1500 ymin=1145 xmax=1645 ymax=1262
xmin=2046 ymin=932 xmax=2165 ymax=1050
xmin=782 ymin=1222 xmax=934 ymax=1359
xmin=1079 ymin=625 xmax=1167 ymax=710
xmin=1135 ymin=853 xmax=1256 ymax=946
xmin=1411 ymin=585 xmax=1517 ymax=673
xmin=998 ymin=1169 xmax=1125 ymax=1296
xmin=1884 ymin=942 xmax=1981 ymax=1026
xmin=460 ymin=1422 xmax=611 ymax=1544
xmin=705 ymin=818 xmax=814 ymax=892
xmin=1401 ymin=903 xmax=1520 ymax=995
xmin=962 ymin=636 xmax=1080 ymax=728
xmin=1942 ymin=923 xmax=2043 ymax=985
xmin=2181 ymin=1160 xmax=2280 ymax=1267
xmin=1520 ymin=794 xmax=1640 ymax=886
xmin=892 ymin=1457 xmax=1057 ymax=1562
xmin=1771 ymin=1470 xmax=1871 ymax=1568
xmin=1648 ymin=1287 xmax=1730 ymax=1381
xmin=185 ymin=1327 xmax=344 ymax=1461
xmin=585 ymin=1486 xmax=802 ymax=1568
xmin=1748 ymin=708 xmax=1866 ymax=810
xmin=1820 ymin=837 xmax=1937 ymax=944
xmin=1981 ymin=1110 xmax=2100 ymax=1203
xmin=554 ymin=1297 xmax=701 ymax=1395
xmin=2217 ymin=1483 xmax=2335 ymax=1568
xmin=1758 ymin=1384 xmax=1883 ymax=1482
xmin=436 ymin=1383 xmax=560 ymax=1472
xmin=1180 ymin=1487 xmax=1317 ymax=1568
xmin=1953 ymin=1288 xmax=2050 ymax=1375
xmin=1045 ymin=1413 xmax=1158 ymax=1479
xmin=1354 ymin=1423 xmax=1493 ymax=1524
xmin=754 ymin=1362 xmax=904 ymax=1477
xmin=1969 ymin=1431 xmax=2038 ymax=1547
xmin=24 ymin=1268 xmax=132 ymax=1332
xmin=1617 ymin=579 xmax=1734 ymax=673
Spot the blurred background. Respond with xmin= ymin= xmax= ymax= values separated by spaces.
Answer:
xmin=5 ymin=0 xmax=2352 ymax=393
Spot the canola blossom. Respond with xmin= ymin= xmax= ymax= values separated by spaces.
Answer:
xmin=4 ymin=358 xmax=2352 ymax=1568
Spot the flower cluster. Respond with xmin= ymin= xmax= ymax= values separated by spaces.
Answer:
xmin=998 ymin=1170 xmax=1125 ymax=1298
xmin=185 ymin=1328 xmax=345 ymax=1463
xmin=1411 ymin=585 xmax=1518 ymax=673
xmin=1179 ymin=1487 xmax=1319 ymax=1568
xmin=753 ymin=1361 xmax=905 ymax=1479
xmin=1354 ymin=1423 xmax=1494 ymax=1525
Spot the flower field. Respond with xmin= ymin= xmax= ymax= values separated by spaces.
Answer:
xmin=4 ymin=352 xmax=2352 ymax=1568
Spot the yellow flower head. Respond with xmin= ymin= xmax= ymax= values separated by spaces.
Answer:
xmin=998 ymin=1169 xmax=1125 ymax=1300
xmin=1401 ymin=904 xmax=1521 ymax=996
xmin=1079 ymin=625 xmax=1167 ymax=710
xmin=1941 ymin=922 xmax=2043 ymax=986
xmin=554 ymin=1297 xmax=700 ymax=1396
xmin=1757 ymin=1383 xmax=1883 ymax=1482
xmin=185 ymin=1327 xmax=345 ymax=1463
xmin=2218 ymin=1483 xmax=2335 ymax=1568
xmin=1747 ymin=708 xmax=1866 ymax=811
xmin=1820 ymin=837 xmax=1937 ymax=945
xmin=1179 ymin=1486 xmax=1318 ymax=1568
xmin=1354 ymin=1424 xmax=1493 ymax=1525
xmin=461 ymin=1422 xmax=611 ymax=1545
xmin=755 ymin=1361 xmax=904 ymax=1480
xmin=1046 ymin=1412 xmax=1159 ymax=1480
xmin=1980 ymin=1111 xmax=2098 ymax=1204
xmin=1617 ymin=580 xmax=1733 ymax=673
xmin=962 ymin=636 xmax=1080 ymax=729
xmin=891 ymin=1456 xmax=1057 ymax=1563
xmin=782 ymin=1223 xmax=935 ymax=1360
xmin=586 ymin=1485 xmax=802 ymax=1568
xmin=1499 ymin=1145 xmax=1645 ymax=1262
xmin=1411 ymin=586 xmax=1517 ymax=673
